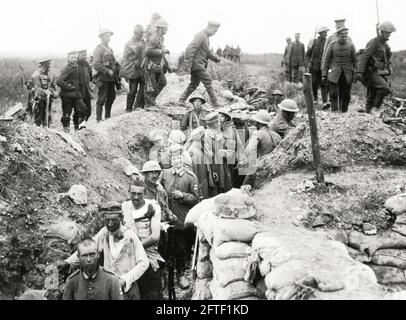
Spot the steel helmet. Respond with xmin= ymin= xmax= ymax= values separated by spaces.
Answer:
xmin=189 ymin=93 xmax=206 ymax=104
xmin=318 ymin=26 xmax=330 ymax=33
xmin=154 ymin=19 xmax=169 ymax=28
xmin=98 ymin=28 xmax=114 ymax=37
xmin=141 ymin=161 xmax=162 ymax=173
xmin=256 ymin=88 xmax=266 ymax=94
xmin=379 ymin=21 xmax=396 ymax=33
xmin=168 ymin=130 xmax=186 ymax=145
xmin=218 ymin=109 xmax=232 ymax=120
xmin=272 ymin=89 xmax=283 ymax=96
xmin=278 ymin=99 xmax=299 ymax=113
xmin=253 ymin=110 xmax=272 ymax=125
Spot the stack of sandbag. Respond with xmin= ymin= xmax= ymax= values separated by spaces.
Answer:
xmin=195 ymin=189 xmax=265 ymax=300
xmin=347 ymin=230 xmax=406 ymax=286
xmin=385 ymin=193 xmax=406 ymax=237
xmin=192 ymin=234 xmax=213 ymax=300
xmin=251 ymin=229 xmax=381 ymax=300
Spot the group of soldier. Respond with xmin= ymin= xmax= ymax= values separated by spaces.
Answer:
xmin=216 ymin=45 xmax=242 ymax=63
xmin=282 ymin=18 xmax=397 ymax=114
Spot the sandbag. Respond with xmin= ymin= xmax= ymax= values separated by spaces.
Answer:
xmin=371 ymin=249 xmax=406 ymax=269
xmin=185 ymin=197 xmax=215 ymax=227
xmin=209 ymin=280 xmax=258 ymax=300
xmin=210 ymin=250 xmax=247 ymax=287
xmin=192 ymin=278 xmax=212 ymax=300
xmin=259 ymin=259 xmax=272 ymax=276
xmin=196 ymin=212 xmax=217 ymax=246
xmin=17 ymin=290 xmax=46 ymax=300
xmin=264 ymin=260 xmax=309 ymax=292
xmin=213 ymin=242 xmax=251 ymax=260
xmin=385 ymin=193 xmax=406 ymax=216
xmin=198 ymin=240 xmax=211 ymax=262
xmin=212 ymin=218 xmax=263 ymax=247
xmin=251 ymin=232 xmax=292 ymax=264
xmin=369 ymin=265 xmax=406 ymax=285
xmin=197 ymin=260 xmax=213 ymax=280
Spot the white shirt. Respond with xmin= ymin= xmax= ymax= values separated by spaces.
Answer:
xmin=109 ymin=234 xmax=125 ymax=262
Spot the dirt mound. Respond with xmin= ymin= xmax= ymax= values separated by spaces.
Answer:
xmin=0 ymin=110 xmax=171 ymax=298
xmin=258 ymin=112 xmax=406 ymax=182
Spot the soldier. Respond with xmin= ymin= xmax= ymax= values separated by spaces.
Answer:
xmin=244 ymin=86 xmax=259 ymax=104
xmin=250 ymin=88 xmax=270 ymax=110
xmin=268 ymin=89 xmax=284 ymax=113
xmin=93 ymin=28 xmax=117 ymax=123
xmin=31 ymin=58 xmax=57 ymax=127
xmin=62 ymin=239 xmax=123 ymax=300
xmin=242 ymin=110 xmax=282 ymax=189
xmin=270 ymin=99 xmax=299 ymax=138
xmin=322 ymin=27 xmax=356 ymax=113
xmin=159 ymin=144 xmax=199 ymax=290
xmin=57 ymin=51 xmax=87 ymax=132
xmin=356 ymin=21 xmax=397 ymax=114
xmin=144 ymin=19 xmax=170 ymax=110
xmin=178 ymin=21 xmax=222 ymax=108
xmin=322 ymin=19 xmax=352 ymax=63
xmin=288 ymin=33 xmax=306 ymax=83
xmin=219 ymin=109 xmax=244 ymax=187
xmin=306 ymin=26 xmax=330 ymax=109
xmin=216 ymin=47 xmax=223 ymax=57
xmin=57 ymin=201 xmax=149 ymax=300
xmin=77 ymin=50 xmax=93 ymax=127
xmin=180 ymin=93 xmax=209 ymax=138
xmin=121 ymin=25 xmax=146 ymax=112
xmin=235 ymin=45 xmax=242 ymax=63
xmin=122 ymin=180 xmax=164 ymax=300
xmin=203 ymin=112 xmax=233 ymax=197
xmin=282 ymin=37 xmax=292 ymax=82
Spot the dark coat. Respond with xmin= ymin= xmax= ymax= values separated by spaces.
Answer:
xmin=56 ymin=63 xmax=82 ymax=99
xmin=78 ymin=60 xmax=93 ymax=99
xmin=288 ymin=41 xmax=305 ymax=67
xmin=63 ymin=267 xmax=123 ymax=300
xmin=121 ymin=37 xmax=145 ymax=80
xmin=184 ymin=29 xmax=220 ymax=71
xmin=357 ymin=36 xmax=392 ymax=76
xmin=322 ymin=40 xmax=356 ymax=84
xmin=306 ymin=37 xmax=327 ymax=71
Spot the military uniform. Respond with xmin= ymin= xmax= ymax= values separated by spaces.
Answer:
xmin=78 ymin=57 xmax=93 ymax=121
xmin=282 ymin=43 xmax=292 ymax=82
xmin=145 ymin=32 xmax=168 ymax=106
xmin=322 ymin=39 xmax=356 ymax=112
xmin=160 ymin=166 xmax=199 ymax=275
xmin=179 ymin=29 xmax=221 ymax=107
xmin=121 ymin=36 xmax=145 ymax=111
xmin=288 ymin=40 xmax=305 ymax=83
xmin=270 ymin=112 xmax=296 ymax=138
xmin=57 ymin=61 xmax=87 ymax=130
xmin=93 ymin=43 xmax=117 ymax=121
xmin=31 ymin=66 xmax=56 ymax=127
xmin=180 ymin=109 xmax=209 ymax=137
xmin=306 ymin=37 xmax=328 ymax=103
xmin=63 ymin=267 xmax=123 ymax=300
xmin=357 ymin=35 xmax=393 ymax=112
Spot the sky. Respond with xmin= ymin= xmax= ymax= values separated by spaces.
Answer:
xmin=0 ymin=0 xmax=405 ymax=58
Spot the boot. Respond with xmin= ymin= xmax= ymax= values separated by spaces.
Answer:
xmin=322 ymin=102 xmax=331 ymax=110
xmin=372 ymin=90 xmax=388 ymax=111
xmin=79 ymin=121 xmax=87 ymax=130
xmin=176 ymin=274 xmax=190 ymax=290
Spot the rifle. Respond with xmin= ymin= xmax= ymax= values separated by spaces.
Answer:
xmin=166 ymin=222 xmax=176 ymax=300
xmin=45 ymin=90 xmax=52 ymax=128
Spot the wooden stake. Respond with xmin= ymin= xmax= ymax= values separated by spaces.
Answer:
xmin=303 ymin=73 xmax=325 ymax=184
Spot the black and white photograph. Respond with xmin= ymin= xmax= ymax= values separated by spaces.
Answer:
xmin=1 ymin=0 xmax=406 ymax=306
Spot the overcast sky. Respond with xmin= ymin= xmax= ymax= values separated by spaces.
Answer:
xmin=0 ymin=0 xmax=404 ymax=57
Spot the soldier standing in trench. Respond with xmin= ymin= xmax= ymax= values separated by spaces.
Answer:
xmin=178 ymin=21 xmax=222 ymax=108
xmin=77 ymin=50 xmax=93 ymax=127
xmin=282 ymin=37 xmax=292 ymax=82
xmin=288 ymin=33 xmax=305 ymax=84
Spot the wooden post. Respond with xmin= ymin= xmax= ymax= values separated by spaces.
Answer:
xmin=303 ymin=73 xmax=325 ymax=184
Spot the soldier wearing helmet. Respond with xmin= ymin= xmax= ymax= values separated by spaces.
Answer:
xmin=180 ymin=93 xmax=209 ymax=137
xmin=356 ymin=21 xmax=397 ymax=114
xmin=268 ymin=89 xmax=284 ymax=113
xmin=144 ymin=18 xmax=170 ymax=110
xmin=305 ymin=26 xmax=330 ymax=109
xmin=270 ymin=99 xmax=299 ymax=138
